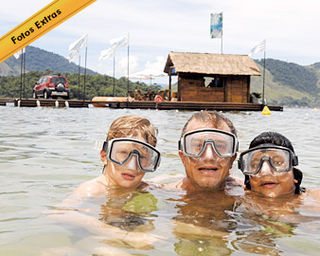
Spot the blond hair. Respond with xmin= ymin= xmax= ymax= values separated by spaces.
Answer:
xmin=181 ymin=111 xmax=237 ymax=136
xmin=107 ymin=115 xmax=158 ymax=146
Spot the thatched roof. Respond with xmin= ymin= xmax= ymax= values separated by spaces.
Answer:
xmin=164 ymin=52 xmax=261 ymax=76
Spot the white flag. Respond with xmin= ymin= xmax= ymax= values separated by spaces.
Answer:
xmin=210 ymin=13 xmax=223 ymax=38
xmin=249 ymin=40 xmax=266 ymax=57
xmin=99 ymin=45 xmax=117 ymax=60
xmin=99 ymin=35 xmax=128 ymax=61
xmin=68 ymin=34 xmax=88 ymax=53
xmin=13 ymin=48 xmax=25 ymax=59
xmin=110 ymin=35 xmax=128 ymax=49
xmin=67 ymin=49 xmax=80 ymax=63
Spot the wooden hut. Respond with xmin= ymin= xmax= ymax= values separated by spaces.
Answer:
xmin=164 ymin=52 xmax=261 ymax=103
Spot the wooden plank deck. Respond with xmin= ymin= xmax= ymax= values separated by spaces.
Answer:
xmin=0 ymin=98 xmax=283 ymax=111
xmin=0 ymin=98 xmax=15 ymax=106
xmin=93 ymin=100 xmax=283 ymax=111
xmin=0 ymin=98 xmax=90 ymax=108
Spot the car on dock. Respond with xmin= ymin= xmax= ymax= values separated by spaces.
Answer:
xmin=33 ymin=75 xmax=70 ymax=99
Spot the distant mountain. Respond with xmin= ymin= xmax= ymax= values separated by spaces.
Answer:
xmin=0 ymin=47 xmax=161 ymax=100
xmin=2 ymin=46 xmax=320 ymax=106
xmin=0 ymin=46 xmax=97 ymax=76
xmin=251 ymin=58 xmax=320 ymax=106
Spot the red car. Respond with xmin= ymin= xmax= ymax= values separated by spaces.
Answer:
xmin=33 ymin=75 xmax=70 ymax=99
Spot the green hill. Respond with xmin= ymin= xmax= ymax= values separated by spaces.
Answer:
xmin=251 ymin=59 xmax=320 ymax=106
xmin=0 ymin=46 xmax=160 ymax=99
xmin=2 ymin=46 xmax=320 ymax=106
xmin=0 ymin=46 xmax=97 ymax=76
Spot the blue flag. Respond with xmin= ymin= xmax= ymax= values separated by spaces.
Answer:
xmin=210 ymin=13 xmax=223 ymax=38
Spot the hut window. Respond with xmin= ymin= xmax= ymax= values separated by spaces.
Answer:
xmin=204 ymin=77 xmax=224 ymax=88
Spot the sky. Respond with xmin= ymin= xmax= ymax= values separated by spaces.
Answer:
xmin=1 ymin=0 xmax=320 ymax=84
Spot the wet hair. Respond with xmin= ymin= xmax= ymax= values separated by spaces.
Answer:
xmin=244 ymin=131 xmax=304 ymax=194
xmin=181 ymin=111 xmax=237 ymax=137
xmin=107 ymin=115 xmax=158 ymax=146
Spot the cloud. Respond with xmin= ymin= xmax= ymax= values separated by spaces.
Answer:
xmin=1 ymin=0 xmax=320 ymax=72
xmin=119 ymin=55 xmax=139 ymax=77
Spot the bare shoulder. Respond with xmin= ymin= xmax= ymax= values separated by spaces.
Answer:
xmin=306 ymin=188 xmax=320 ymax=201
xmin=72 ymin=175 xmax=107 ymax=198
xmin=61 ymin=176 xmax=107 ymax=207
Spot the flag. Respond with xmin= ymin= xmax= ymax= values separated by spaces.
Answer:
xmin=99 ymin=45 xmax=117 ymax=60
xmin=67 ymin=49 xmax=80 ymax=63
xmin=68 ymin=34 xmax=88 ymax=53
xmin=210 ymin=13 xmax=223 ymax=38
xmin=99 ymin=35 xmax=128 ymax=61
xmin=249 ymin=40 xmax=266 ymax=57
xmin=110 ymin=35 xmax=128 ymax=49
xmin=13 ymin=48 xmax=25 ymax=59
xmin=67 ymin=34 xmax=88 ymax=63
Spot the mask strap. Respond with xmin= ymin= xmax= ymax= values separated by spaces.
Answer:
xmin=102 ymin=164 xmax=107 ymax=174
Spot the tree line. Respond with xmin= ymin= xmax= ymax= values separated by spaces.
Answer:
xmin=0 ymin=71 xmax=162 ymax=100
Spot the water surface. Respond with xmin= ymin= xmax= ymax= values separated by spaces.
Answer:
xmin=1 ymin=107 xmax=320 ymax=255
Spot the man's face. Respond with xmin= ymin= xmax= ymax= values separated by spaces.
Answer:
xmin=179 ymin=120 xmax=236 ymax=191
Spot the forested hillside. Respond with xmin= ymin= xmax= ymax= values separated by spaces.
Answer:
xmin=0 ymin=46 xmax=160 ymax=100
xmin=0 ymin=71 xmax=161 ymax=100
xmin=2 ymin=46 xmax=320 ymax=106
xmin=251 ymin=59 xmax=320 ymax=106
xmin=0 ymin=46 xmax=97 ymax=76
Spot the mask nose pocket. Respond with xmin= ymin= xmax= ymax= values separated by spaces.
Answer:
xmin=201 ymin=142 xmax=218 ymax=159
xmin=258 ymin=157 xmax=274 ymax=174
xmin=125 ymin=153 xmax=140 ymax=171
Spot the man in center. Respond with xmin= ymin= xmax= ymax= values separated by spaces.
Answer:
xmin=176 ymin=111 xmax=240 ymax=193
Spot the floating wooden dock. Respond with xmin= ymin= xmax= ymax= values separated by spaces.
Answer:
xmin=0 ymin=98 xmax=283 ymax=111
xmin=0 ymin=98 xmax=90 ymax=108
xmin=92 ymin=99 xmax=283 ymax=111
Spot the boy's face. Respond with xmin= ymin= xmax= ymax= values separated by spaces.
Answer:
xmin=249 ymin=166 xmax=296 ymax=198
xmin=179 ymin=119 xmax=236 ymax=191
xmin=101 ymin=135 xmax=147 ymax=189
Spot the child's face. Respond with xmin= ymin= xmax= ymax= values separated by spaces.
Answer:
xmin=249 ymin=166 xmax=296 ymax=198
xmin=102 ymin=135 xmax=148 ymax=189
xmin=240 ymin=145 xmax=297 ymax=197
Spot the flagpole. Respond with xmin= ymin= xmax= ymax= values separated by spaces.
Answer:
xmin=262 ymin=41 xmax=266 ymax=105
xmin=127 ymin=33 xmax=130 ymax=99
xmin=221 ymin=32 xmax=223 ymax=54
xmin=78 ymin=54 xmax=81 ymax=99
xmin=19 ymin=53 xmax=23 ymax=100
xmin=83 ymin=46 xmax=88 ymax=101
xmin=112 ymin=54 xmax=116 ymax=96
xmin=22 ymin=49 xmax=26 ymax=98
xmin=221 ymin=12 xmax=223 ymax=54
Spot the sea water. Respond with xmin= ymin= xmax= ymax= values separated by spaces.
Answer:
xmin=0 ymin=107 xmax=320 ymax=255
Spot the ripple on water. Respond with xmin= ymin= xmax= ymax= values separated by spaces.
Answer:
xmin=0 ymin=107 xmax=320 ymax=255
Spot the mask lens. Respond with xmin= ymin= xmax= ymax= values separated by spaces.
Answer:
xmin=183 ymin=130 xmax=235 ymax=158
xmin=241 ymin=148 xmax=291 ymax=175
xmin=109 ymin=139 xmax=160 ymax=172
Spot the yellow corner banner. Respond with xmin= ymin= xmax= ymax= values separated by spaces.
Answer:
xmin=0 ymin=0 xmax=96 ymax=63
